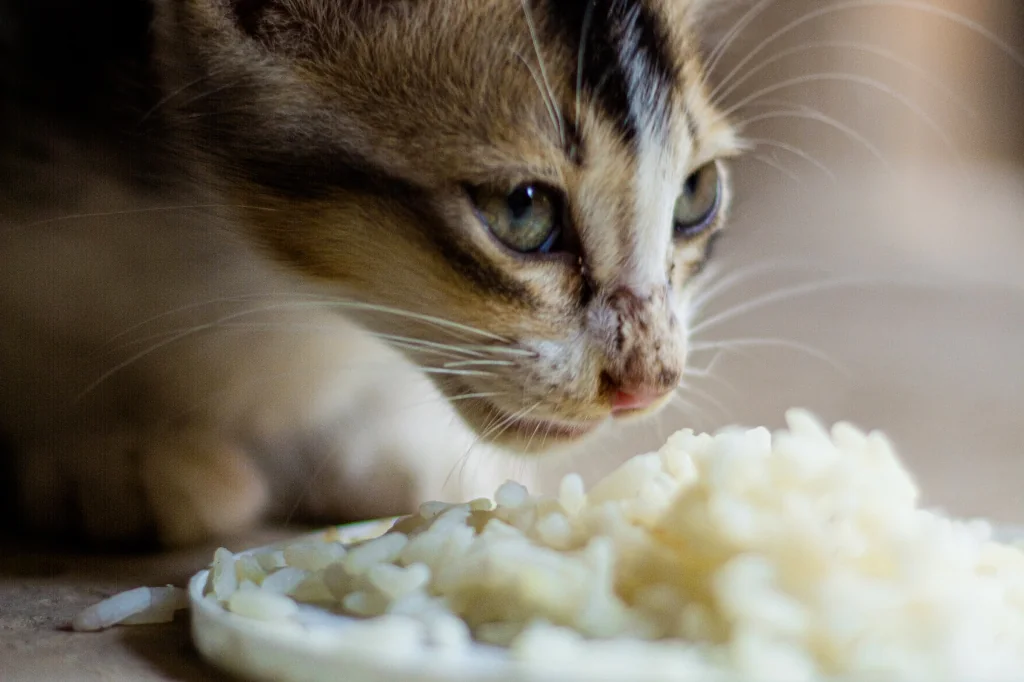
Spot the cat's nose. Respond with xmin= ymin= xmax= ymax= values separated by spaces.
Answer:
xmin=611 ymin=387 xmax=673 ymax=414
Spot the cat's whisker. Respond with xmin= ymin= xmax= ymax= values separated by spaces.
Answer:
xmin=684 ymin=345 xmax=729 ymax=382
xmin=666 ymin=391 xmax=716 ymax=429
xmin=443 ymin=359 xmax=517 ymax=369
xmin=689 ymin=273 xmax=964 ymax=338
xmin=445 ymin=401 xmax=541 ymax=493
xmin=83 ymin=300 xmax=517 ymax=399
xmin=751 ymin=154 xmax=802 ymax=184
xmin=135 ymin=69 xmax=226 ymax=127
xmin=383 ymin=391 xmax=510 ymax=420
xmin=733 ymin=103 xmax=893 ymax=177
xmin=573 ymin=0 xmax=597 ymax=141
xmin=713 ymin=0 xmax=1024 ymax=119
xmin=10 ymin=204 xmax=278 ymax=234
xmin=413 ymin=368 xmax=498 ymax=378
xmin=517 ymin=0 xmax=566 ymax=146
xmin=174 ymin=76 xmax=251 ymax=114
xmin=110 ymin=321 xmax=498 ymax=363
xmin=445 ymin=411 xmax=501 ymax=493
xmin=689 ymin=336 xmax=852 ymax=378
xmin=704 ymin=0 xmax=780 ymax=80
xmin=486 ymin=402 xmax=543 ymax=448
xmin=713 ymin=40 xmax=976 ymax=118
xmin=323 ymin=302 xmax=514 ymax=343
xmin=522 ymin=414 xmax=546 ymax=455
xmin=104 ymin=293 xmax=316 ymax=345
xmin=741 ymin=138 xmax=837 ymax=183
xmin=110 ymin=294 xmax=522 ymax=353
xmin=124 ymin=296 xmax=512 ymax=343
xmin=688 ymin=260 xmax=831 ymax=314
xmin=718 ymin=73 xmax=960 ymax=163
xmin=676 ymin=381 xmax=732 ymax=422
xmin=513 ymin=50 xmax=564 ymax=144
xmin=374 ymin=334 xmax=490 ymax=359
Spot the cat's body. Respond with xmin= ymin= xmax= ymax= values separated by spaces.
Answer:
xmin=0 ymin=0 xmax=737 ymax=546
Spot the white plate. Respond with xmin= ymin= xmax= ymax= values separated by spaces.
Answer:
xmin=189 ymin=519 xmax=555 ymax=682
xmin=189 ymin=521 xmax=1024 ymax=682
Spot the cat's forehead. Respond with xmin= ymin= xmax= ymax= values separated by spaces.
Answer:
xmin=270 ymin=0 xmax=735 ymax=172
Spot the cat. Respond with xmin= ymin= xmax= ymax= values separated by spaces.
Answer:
xmin=0 ymin=0 xmax=739 ymax=547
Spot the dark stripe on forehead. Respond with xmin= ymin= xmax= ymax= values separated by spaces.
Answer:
xmin=541 ymin=0 xmax=677 ymax=145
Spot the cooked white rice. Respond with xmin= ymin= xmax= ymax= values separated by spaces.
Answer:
xmin=204 ymin=409 xmax=1024 ymax=681
xmin=72 ymin=586 xmax=187 ymax=631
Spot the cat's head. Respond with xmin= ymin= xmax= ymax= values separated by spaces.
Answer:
xmin=154 ymin=0 xmax=740 ymax=451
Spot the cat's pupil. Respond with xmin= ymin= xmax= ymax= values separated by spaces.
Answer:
xmin=684 ymin=173 xmax=699 ymax=198
xmin=508 ymin=187 xmax=535 ymax=221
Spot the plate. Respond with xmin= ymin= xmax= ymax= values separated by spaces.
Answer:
xmin=189 ymin=519 xmax=552 ymax=682
xmin=189 ymin=520 xmax=1024 ymax=682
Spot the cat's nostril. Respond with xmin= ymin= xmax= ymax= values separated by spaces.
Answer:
xmin=611 ymin=387 xmax=672 ymax=414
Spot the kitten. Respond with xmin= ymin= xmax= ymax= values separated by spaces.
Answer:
xmin=0 ymin=0 xmax=739 ymax=546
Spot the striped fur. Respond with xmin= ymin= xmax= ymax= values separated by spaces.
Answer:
xmin=0 ymin=0 xmax=739 ymax=544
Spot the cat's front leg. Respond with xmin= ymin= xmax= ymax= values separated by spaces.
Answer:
xmin=17 ymin=428 xmax=269 ymax=547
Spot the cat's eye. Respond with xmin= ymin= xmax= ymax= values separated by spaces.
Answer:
xmin=674 ymin=162 xmax=721 ymax=238
xmin=471 ymin=183 xmax=562 ymax=254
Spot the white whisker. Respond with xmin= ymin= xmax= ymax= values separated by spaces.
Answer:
xmin=518 ymin=0 xmax=566 ymax=146
xmin=704 ymin=0 xmax=780 ymax=79
xmin=719 ymin=73 xmax=961 ymax=162
xmin=689 ymin=337 xmax=852 ymax=377
xmin=574 ymin=0 xmax=597 ymax=137
xmin=734 ymin=103 xmax=893 ymax=176
xmin=689 ymin=273 xmax=969 ymax=338
xmin=751 ymin=154 xmax=802 ymax=184
xmin=513 ymin=50 xmax=564 ymax=143
xmin=713 ymin=0 xmax=1024 ymax=116
xmin=689 ymin=260 xmax=830 ymax=314
xmin=443 ymin=359 xmax=517 ymax=369
xmin=666 ymin=392 xmax=716 ymax=428
xmin=742 ymin=138 xmax=837 ymax=183
xmin=713 ymin=40 xmax=976 ymax=118
xmin=12 ymin=204 xmax=277 ymax=233
xmin=677 ymin=382 xmax=732 ymax=422
xmin=418 ymin=368 xmax=498 ymax=378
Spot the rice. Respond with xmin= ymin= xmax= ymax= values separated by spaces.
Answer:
xmin=205 ymin=409 xmax=1024 ymax=680
xmin=72 ymin=586 xmax=187 ymax=631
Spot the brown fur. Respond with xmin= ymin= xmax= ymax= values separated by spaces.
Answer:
xmin=0 ymin=0 xmax=739 ymax=545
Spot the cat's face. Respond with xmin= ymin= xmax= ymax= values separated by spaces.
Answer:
xmin=155 ymin=0 xmax=740 ymax=451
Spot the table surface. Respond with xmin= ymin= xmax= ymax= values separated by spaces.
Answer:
xmin=0 ymin=529 xmax=295 ymax=682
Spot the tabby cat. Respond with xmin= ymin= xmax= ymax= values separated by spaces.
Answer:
xmin=0 ymin=0 xmax=739 ymax=546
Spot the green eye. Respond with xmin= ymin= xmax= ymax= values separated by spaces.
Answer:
xmin=471 ymin=183 xmax=562 ymax=254
xmin=674 ymin=162 xmax=721 ymax=238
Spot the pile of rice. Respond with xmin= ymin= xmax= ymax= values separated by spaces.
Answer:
xmin=200 ymin=410 xmax=1024 ymax=681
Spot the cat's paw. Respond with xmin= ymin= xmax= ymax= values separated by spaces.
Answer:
xmin=17 ymin=429 xmax=269 ymax=547
xmin=140 ymin=431 xmax=270 ymax=547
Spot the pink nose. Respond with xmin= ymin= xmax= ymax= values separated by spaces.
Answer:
xmin=611 ymin=388 xmax=670 ymax=414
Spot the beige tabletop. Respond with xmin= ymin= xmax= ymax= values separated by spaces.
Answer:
xmin=0 ymin=529 xmax=296 ymax=682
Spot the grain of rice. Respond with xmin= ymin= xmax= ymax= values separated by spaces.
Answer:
xmin=202 ymin=410 xmax=1024 ymax=681
xmin=72 ymin=586 xmax=187 ymax=631
xmin=227 ymin=590 xmax=299 ymax=621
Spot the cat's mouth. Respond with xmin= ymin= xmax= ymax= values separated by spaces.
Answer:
xmin=499 ymin=412 xmax=604 ymax=444
xmin=452 ymin=389 xmax=605 ymax=450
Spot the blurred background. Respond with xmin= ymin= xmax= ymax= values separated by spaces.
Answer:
xmin=546 ymin=0 xmax=1024 ymax=524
